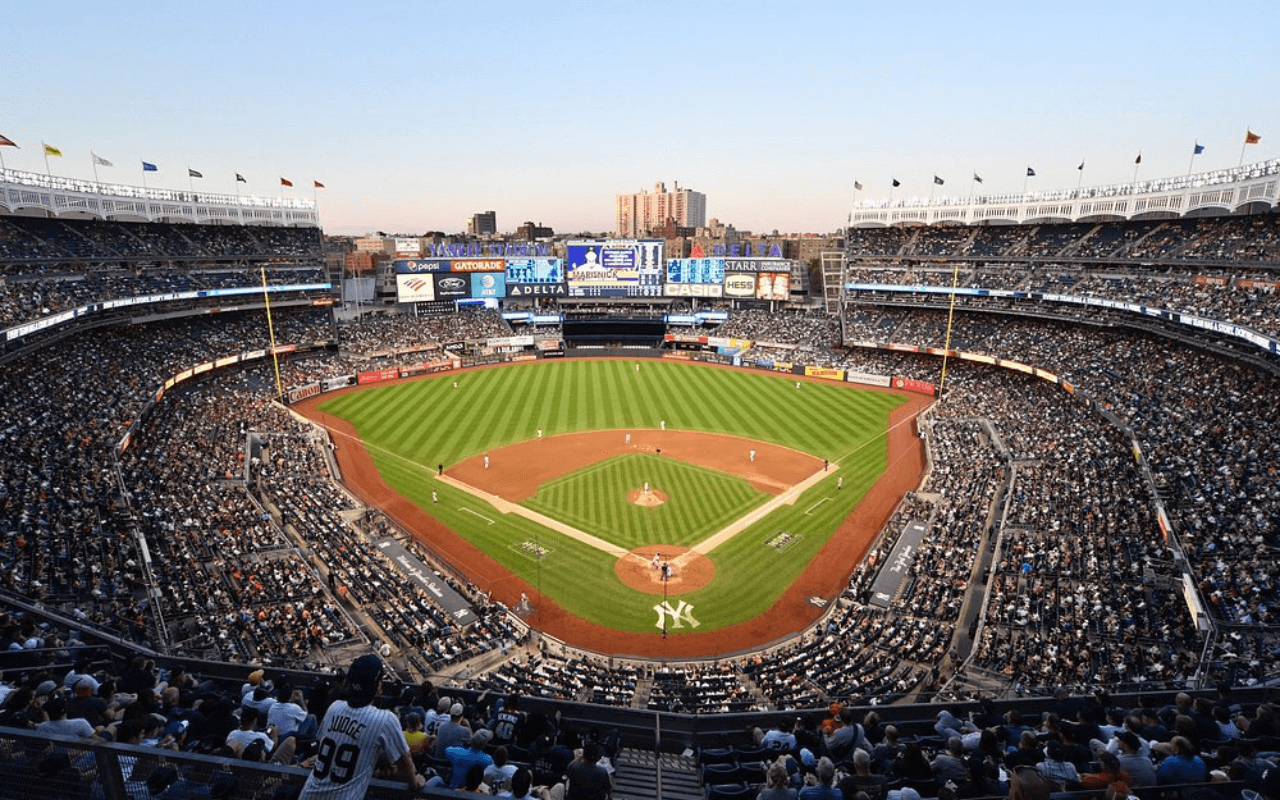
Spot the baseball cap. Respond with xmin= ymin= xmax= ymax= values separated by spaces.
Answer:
xmin=450 ymin=702 xmax=465 ymax=717
xmin=36 ymin=680 xmax=58 ymax=696
xmin=472 ymin=729 xmax=494 ymax=747
xmin=74 ymin=678 xmax=94 ymax=695
xmin=347 ymin=654 xmax=385 ymax=698
xmin=799 ymin=748 xmax=815 ymax=766
xmin=247 ymin=669 xmax=265 ymax=685
xmin=438 ymin=696 xmax=453 ymax=713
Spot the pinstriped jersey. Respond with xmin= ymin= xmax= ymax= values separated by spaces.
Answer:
xmin=299 ymin=699 xmax=410 ymax=800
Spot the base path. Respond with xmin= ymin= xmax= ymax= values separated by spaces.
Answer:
xmin=294 ymin=361 xmax=932 ymax=659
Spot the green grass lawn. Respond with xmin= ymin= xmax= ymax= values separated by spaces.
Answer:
xmin=318 ymin=359 xmax=907 ymax=636
xmin=523 ymin=453 xmax=768 ymax=550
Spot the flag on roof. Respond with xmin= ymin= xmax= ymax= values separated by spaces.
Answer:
xmin=92 ymin=152 xmax=112 ymax=167
xmin=1193 ymin=143 xmax=1205 ymax=155
xmin=280 ymin=177 xmax=293 ymax=187
xmin=972 ymin=173 xmax=983 ymax=184
xmin=1077 ymin=160 xmax=1085 ymax=171
xmin=43 ymin=143 xmax=62 ymax=157
xmin=188 ymin=168 xmax=203 ymax=178
xmin=0 ymin=134 xmax=17 ymax=148
xmin=933 ymin=175 xmax=944 ymax=185
xmin=313 ymin=180 xmax=324 ymax=189
xmin=142 ymin=161 xmax=158 ymax=172
xmin=1135 ymin=153 xmax=1142 ymax=165
xmin=891 ymin=178 xmax=900 ymax=187
xmin=854 ymin=181 xmax=863 ymax=191
xmin=1026 ymin=167 xmax=1035 ymax=177
xmin=236 ymin=173 xmax=246 ymax=183
xmin=1245 ymin=130 xmax=1261 ymax=144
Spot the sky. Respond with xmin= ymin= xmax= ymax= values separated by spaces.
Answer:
xmin=3 ymin=0 xmax=1277 ymax=236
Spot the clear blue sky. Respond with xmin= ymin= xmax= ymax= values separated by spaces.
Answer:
xmin=3 ymin=0 xmax=1276 ymax=236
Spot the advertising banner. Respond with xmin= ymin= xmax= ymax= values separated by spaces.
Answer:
xmin=450 ymin=258 xmax=507 ymax=273
xmin=486 ymin=335 xmax=535 ymax=348
xmin=846 ymin=371 xmax=892 ymax=387
xmin=804 ymin=366 xmax=845 ymax=381
xmin=287 ymin=383 xmax=321 ymax=404
xmin=566 ymin=239 xmax=664 ymax=297
xmin=723 ymin=273 xmax=756 ymax=297
xmin=358 ymin=368 xmax=399 ymax=385
xmin=394 ymin=238 xmax=421 ymax=256
xmin=663 ymin=282 xmax=723 ymax=298
xmin=396 ymin=274 xmax=436 ymax=303
xmin=400 ymin=359 xmax=458 ymax=377
xmin=322 ymin=375 xmax=356 ymax=392
xmin=505 ymin=258 xmax=564 ymax=284
xmin=892 ymin=377 xmax=936 ymax=395
xmin=507 ymin=282 xmax=567 ymax=298
xmin=432 ymin=273 xmax=469 ymax=299
xmin=471 ymin=272 xmax=506 ymax=298
xmin=395 ymin=259 xmax=451 ymax=273
xmin=662 ymin=351 xmax=692 ymax=361
xmin=756 ymin=272 xmax=790 ymax=300
xmin=666 ymin=258 xmax=725 ymax=284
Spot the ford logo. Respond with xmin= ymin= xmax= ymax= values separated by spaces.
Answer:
xmin=440 ymin=278 xmax=465 ymax=289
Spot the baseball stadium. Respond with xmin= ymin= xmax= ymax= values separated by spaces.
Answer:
xmin=2 ymin=160 xmax=1280 ymax=798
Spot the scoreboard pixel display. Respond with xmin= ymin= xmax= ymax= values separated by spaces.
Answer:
xmin=566 ymin=240 xmax=664 ymax=297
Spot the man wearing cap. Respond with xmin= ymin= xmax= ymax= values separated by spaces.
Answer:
xmin=299 ymin=654 xmax=423 ymax=799
xmin=66 ymin=677 xmax=113 ymax=728
xmin=433 ymin=702 xmax=473 ymax=757
xmin=425 ymin=696 xmax=452 ymax=739
xmin=446 ymin=728 xmax=495 ymax=789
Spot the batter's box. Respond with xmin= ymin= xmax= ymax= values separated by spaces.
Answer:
xmin=764 ymin=530 xmax=803 ymax=552
xmin=510 ymin=540 xmax=553 ymax=561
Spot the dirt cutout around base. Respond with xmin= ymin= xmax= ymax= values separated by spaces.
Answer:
xmin=615 ymin=545 xmax=714 ymax=594
xmin=627 ymin=487 xmax=668 ymax=506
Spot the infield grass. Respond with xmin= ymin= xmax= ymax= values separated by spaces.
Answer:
xmin=318 ymin=359 xmax=908 ymax=638
xmin=523 ymin=454 xmax=768 ymax=550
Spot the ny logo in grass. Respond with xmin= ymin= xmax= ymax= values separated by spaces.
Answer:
xmin=654 ymin=600 xmax=700 ymax=630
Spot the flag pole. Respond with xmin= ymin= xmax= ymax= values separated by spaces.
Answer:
xmin=1239 ymin=128 xmax=1249 ymax=167
xmin=1133 ymin=154 xmax=1141 ymax=184
xmin=91 ymin=153 xmax=99 ymax=184
xmin=1076 ymin=160 xmax=1085 ymax=196
xmin=188 ymin=167 xmax=194 ymax=192
xmin=42 ymin=142 xmax=51 ymax=177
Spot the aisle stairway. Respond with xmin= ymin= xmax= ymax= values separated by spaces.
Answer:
xmin=612 ymin=747 xmax=703 ymax=800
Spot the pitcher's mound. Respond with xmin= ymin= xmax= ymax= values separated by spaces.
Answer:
xmin=628 ymin=487 xmax=668 ymax=506
xmin=615 ymin=545 xmax=715 ymax=594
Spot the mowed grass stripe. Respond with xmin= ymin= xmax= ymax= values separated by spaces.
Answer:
xmin=524 ymin=454 xmax=766 ymax=550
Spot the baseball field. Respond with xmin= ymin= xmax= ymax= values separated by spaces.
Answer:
xmin=303 ymin=359 xmax=928 ymax=657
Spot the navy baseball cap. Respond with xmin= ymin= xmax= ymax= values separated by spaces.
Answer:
xmin=348 ymin=654 xmax=385 ymax=700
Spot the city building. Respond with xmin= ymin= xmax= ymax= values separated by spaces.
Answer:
xmin=616 ymin=181 xmax=706 ymax=237
xmin=468 ymin=210 xmax=497 ymax=235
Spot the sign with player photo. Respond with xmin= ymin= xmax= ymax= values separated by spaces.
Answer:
xmin=566 ymin=239 xmax=664 ymax=297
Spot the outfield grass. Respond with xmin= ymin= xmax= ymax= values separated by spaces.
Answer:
xmin=318 ymin=359 xmax=907 ymax=637
xmin=523 ymin=454 xmax=768 ymax=550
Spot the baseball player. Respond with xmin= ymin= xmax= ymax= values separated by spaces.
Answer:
xmin=749 ymin=449 xmax=756 ymax=463
xmin=299 ymin=653 xmax=422 ymax=798
xmin=484 ymin=455 xmax=490 ymax=469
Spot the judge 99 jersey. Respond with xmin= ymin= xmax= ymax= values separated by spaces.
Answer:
xmin=299 ymin=699 xmax=410 ymax=799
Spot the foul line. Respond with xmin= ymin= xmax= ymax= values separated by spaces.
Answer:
xmin=804 ymin=497 xmax=832 ymax=516
xmin=459 ymin=506 xmax=496 ymax=525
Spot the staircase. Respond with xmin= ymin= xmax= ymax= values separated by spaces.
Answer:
xmin=612 ymin=747 xmax=703 ymax=800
